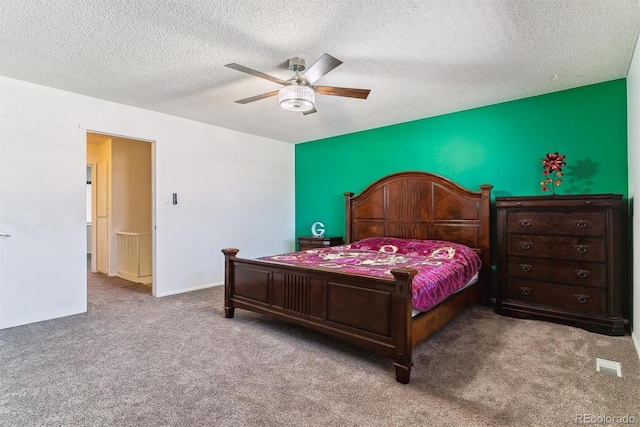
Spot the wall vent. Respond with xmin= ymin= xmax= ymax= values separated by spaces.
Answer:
xmin=596 ymin=358 xmax=622 ymax=377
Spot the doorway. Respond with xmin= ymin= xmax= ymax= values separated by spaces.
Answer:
xmin=86 ymin=132 xmax=154 ymax=293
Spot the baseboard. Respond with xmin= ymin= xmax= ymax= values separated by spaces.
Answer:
xmin=155 ymin=281 xmax=223 ymax=297
xmin=632 ymin=328 xmax=640 ymax=361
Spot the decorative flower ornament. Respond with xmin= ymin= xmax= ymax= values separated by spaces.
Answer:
xmin=540 ymin=152 xmax=566 ymax=195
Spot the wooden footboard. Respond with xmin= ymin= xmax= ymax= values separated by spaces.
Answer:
xmin=222 ymin=248 xmax=418 ymax=383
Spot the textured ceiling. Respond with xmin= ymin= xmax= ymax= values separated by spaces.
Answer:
xmin=1 ymin=1 xmax=639 ymax=144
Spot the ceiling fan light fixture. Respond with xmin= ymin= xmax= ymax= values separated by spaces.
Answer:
xmin=279 ymin=84 xmax=315 ymax=112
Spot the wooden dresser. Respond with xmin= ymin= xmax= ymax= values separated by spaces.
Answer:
xmin=297 ymin=236 xmax=344 ymax=251
xmin=495 ymin=194 xmax=624 ymax=335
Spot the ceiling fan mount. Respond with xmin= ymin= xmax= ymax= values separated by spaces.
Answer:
xmin=225 ymin=53 xmax=370 ymax=115
xmin=287 ymin=57 xmax=305 ymax=74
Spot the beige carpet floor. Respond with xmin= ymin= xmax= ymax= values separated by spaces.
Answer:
xmin=0 ymin=270 xmax=638 ymax=426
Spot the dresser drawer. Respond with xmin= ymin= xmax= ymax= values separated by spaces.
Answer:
xmin=496 ymin=195 xmax=621 ymax=209
xmin=507 ymin=256 xmax=606 ymax=288
xmin=506 ymin=235 xmax=606 ymax=262
xmin=506 ymin=211 xmax=606 ymax=237
xmin=507 ymin=279 xmax=606 ymax=313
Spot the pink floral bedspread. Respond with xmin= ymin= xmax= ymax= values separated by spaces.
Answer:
xmin=260 ymin=237 xmax=482 ymax=311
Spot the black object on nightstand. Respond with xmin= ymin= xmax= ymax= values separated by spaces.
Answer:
xmin=495 ymin=194 xmax=625 ymax=336
xmin=297 ymin=236 xmax=344 ymax=251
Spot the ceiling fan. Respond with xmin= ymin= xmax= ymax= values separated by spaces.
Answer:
xmin=225 ymin=53 xmax=370 ymax=115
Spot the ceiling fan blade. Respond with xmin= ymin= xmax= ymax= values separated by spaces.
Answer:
xmin=314 ymin=86 xmax=371 ymax=99
xmin=302 ymin=106 xmax=317 ymax=115
xmin=225 ymin=63 xmax=289 ymax=85
xmin=298 ymin=54 xmax=343 ymax=85
xmin=234 ymin=90 xmax=280 ymax=104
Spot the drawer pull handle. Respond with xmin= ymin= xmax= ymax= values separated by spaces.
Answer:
xmin=575 ymin=245 xmax=588 ymax=254
xmin=575 ymin=221 xmax=588 ymax=229
xmin=585 ymin=200 xmax=592 ymax=205
xmin=575 ymin=294 xmax=589 ymax=304
xmin=575 ymin=269 xmax=589 ymax=278
xmin=520 ymin=287 xmax=532 ymax=296
xmin=521 ymin=242 xmax=532 ymax=250
xmin=516 ymin=202 xmax=522 ymax=206
xmin=520 ymin=220 xmax=531 ymax=227
xmin=520 ymin=264 xmax=532 ymax=273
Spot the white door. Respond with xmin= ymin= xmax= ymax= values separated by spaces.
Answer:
xmin=0 ymin=116 xmax=86 ymax=329
xmin=95 ymin=160 xmax=109 ymax=274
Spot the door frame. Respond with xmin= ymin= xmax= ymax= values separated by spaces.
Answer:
xmin=85 ymin=129 xmax=157 ymax=296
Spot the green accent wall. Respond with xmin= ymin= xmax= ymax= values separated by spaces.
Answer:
xmin=295 ymin=79 xmax=628 ymax=240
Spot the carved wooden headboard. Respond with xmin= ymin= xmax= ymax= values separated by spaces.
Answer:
xmin=344 ymin=171 xmax=493 ymax=268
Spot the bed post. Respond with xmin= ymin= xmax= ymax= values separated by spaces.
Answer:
xmin=391 ymin=267 xmax=418 ymax=384
xmin=478 ymin=184 xmax=493 ymax=306
xmin=344 ymin=192 xmax=354 ymax=243
xmin=221 ymin=248 xmax=239 ymax=318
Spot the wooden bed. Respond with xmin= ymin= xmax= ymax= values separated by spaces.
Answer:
xmin=222 ymin=171 xmax=492 ymax=383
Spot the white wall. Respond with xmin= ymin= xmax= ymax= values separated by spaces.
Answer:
xmin=628 ymin=32 xmax=640 ymax=359
xmin=86 ymin=165 xmax=91 ymax=254
xmin=110 ymin=137 xmax=152 ymax=277
xmin=0 ymin=76 xmax=295 ymax=329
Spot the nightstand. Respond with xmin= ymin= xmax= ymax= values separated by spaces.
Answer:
xmin=297 ymin=236 xmax=344 ymax=251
